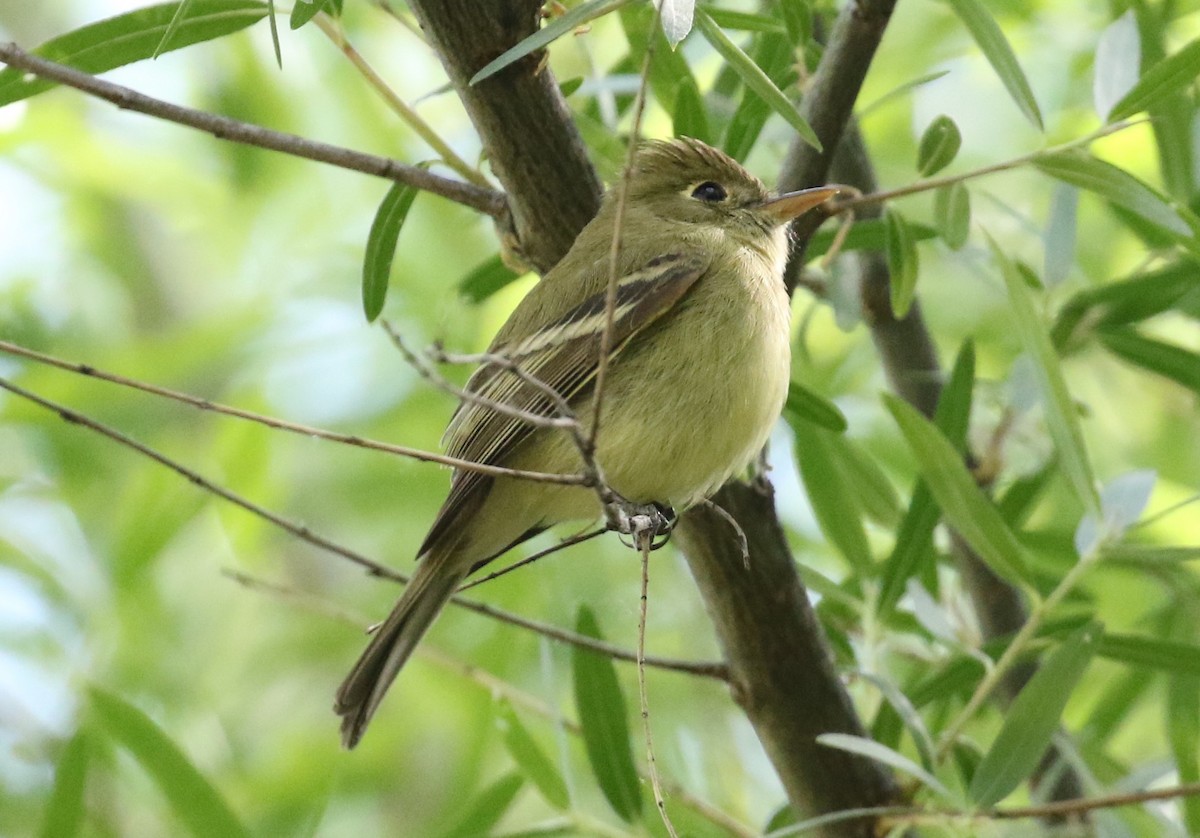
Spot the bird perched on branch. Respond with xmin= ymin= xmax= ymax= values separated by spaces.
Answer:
xmin=336 ymin=137 xmax=841 ymax=747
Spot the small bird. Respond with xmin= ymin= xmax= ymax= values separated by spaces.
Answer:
xmin=335 ymin=137 xmax=840 ymax=747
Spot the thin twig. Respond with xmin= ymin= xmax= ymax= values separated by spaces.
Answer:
xmin=586 ymin=15 xmax=658 ymax=457
xmin=0 ymin=42 xmax=506 ymax=218
xmin=312 ymin=16 xmax=490 ymax=187
xmin=829 ymin=120 xmax=1144 ymax=215
xmin=456 ymin=528 xmax=605 ymax=591
xmin=0 ymin=340 xmax=584 ymax=486
xmin=0 ymin=373 xmax=728 ymax=680
xmin=637 ymin=537 xmax=678 ymax=838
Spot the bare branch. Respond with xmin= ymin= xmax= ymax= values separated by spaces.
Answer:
xmin=0 ymin=339 xmax=583 ymax=486
xmin=638 ymin=540 xmax=678 ymax=838
xmin=0 ymin=372 xmax=727 ymax=680
xmin=0 ymin=42 xmax=507 ymax=218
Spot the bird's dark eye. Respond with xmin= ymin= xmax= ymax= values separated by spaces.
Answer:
xmin=691 ymin=181 xmax=727 ymax=202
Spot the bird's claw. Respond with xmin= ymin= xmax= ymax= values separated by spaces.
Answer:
xmin=605 ymin=498 xmax=676 ymax=553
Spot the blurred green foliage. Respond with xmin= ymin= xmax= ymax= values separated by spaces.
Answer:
xmin=1 ymin=1 xmax=1199 ymax=836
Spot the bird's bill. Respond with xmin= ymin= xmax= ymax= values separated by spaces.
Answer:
xmin=758 ymin=186 xmax=843 ymax=223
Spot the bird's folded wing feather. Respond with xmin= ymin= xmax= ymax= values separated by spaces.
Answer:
xmin=417 ymin=252 xmax=708 ymax=556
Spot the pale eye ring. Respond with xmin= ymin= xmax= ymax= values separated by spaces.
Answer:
xmin=691 ymin=181 xmax=727 ymax=202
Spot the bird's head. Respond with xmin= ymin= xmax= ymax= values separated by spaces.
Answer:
xmin=618 ymin=137 xmax=841 ymax=244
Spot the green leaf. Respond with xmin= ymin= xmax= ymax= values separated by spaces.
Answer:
xmin=362 ymin=180 xmax=421 ymax=323
xmin=695 ymin=10 xmax=822 ymax=152
xmin=1100 ymin=633 xmax=1200 ymax=675
xmin=497 ymin=701 xmax=570 ymax=810
xmin=969 ymin=624 xmax=1099 ymax=807
xmin=470 ymin=0 xmax=628 ymax=85
xmin=1168 ymin=674 xmax=1200 ymax=835
xmin=1033 ymin=151 xmax=1190 ymax=237
xmin=89 ymin=686 xmax=248 ymax=838
xmin=784 ymin=381 xmax=848 ymax=433
xmin=856 ymin=672 xmax=935 ymax=770
xmin=831 ymin=436 xmax=902 ymax=528
xmin=808 ymin=218 xmax=938 ymax=260
xmin=991 ymin=237 xmax=1099 ymax=512
xmin=792 ymin=427 xmax=873 ymax=573
xmin=719 ymin=31 xmax=795 ymax=162
xmin=439 ymin=774 xmax=524 ymax=838
xmin=1098 ymin=328 xmax=1200 ymax=395
xmin=933 ymin=182 xmax=971 ymax=250
xmin=705 ymin=8 xmax=786 ymax=34
xmin=1093 ymin=11 xmax=1140 ymax=119
xmin=884 ymin=208 xmax=919 ymax=318
xmin=817 ymin=733 xmax=952 ymax=799
xmin=672 ymin=77 xmax=712 ymax=144
xmin=40 ymin=731 xmax=90 ymax=838
xmin=572 ymin=607 xmax=642 ymax=823
xmin=0 ymin=1 xmax=270 ymax=106
xmin=289 ymin=0 xmax=328 ymax=30
xmin=1051 ymin=262 xmax=1200 ymax=350
xmin=945 ymin=0 xmax=1043 ymax=129
xmin=459 ymin=254 xmax=522 ymax=304
xmin=885 ymin=395 xmax=1029 ymax=586
xmin=154 ymin=0 xmax=197 ymax=57
xmin=997 ymin=457 xmax=1057 ymax=528
xmin=559 ymin=76 xmax=584 ymax=98
xmin=778 ymin=0 xmax=812 ymax=45
xmin=916 ymin=115 xmax=962 ymax=176
xmin=858 ymin=71 xmax=952 ymax=118
xmin=1110 ymin=37 xmax=1200 ymax=122
xmin=877 ymin=340 xmax=975 ymax=617
xmin=659 ymin=0 xmax=695 ymax=47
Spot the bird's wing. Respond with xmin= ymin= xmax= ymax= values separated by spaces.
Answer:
xmin=418 ymin=251 xmax=708 ymax=557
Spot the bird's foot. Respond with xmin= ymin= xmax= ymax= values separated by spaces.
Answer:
xmin=605 ymin=497 xmax=676 ymax=553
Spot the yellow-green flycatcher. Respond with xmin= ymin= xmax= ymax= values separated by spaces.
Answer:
xmin=336 ymin=138 xmax=840 ymax=747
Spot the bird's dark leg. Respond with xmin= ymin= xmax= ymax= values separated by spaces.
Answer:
xmin=604 ymin=496 xmax=676 ymax=553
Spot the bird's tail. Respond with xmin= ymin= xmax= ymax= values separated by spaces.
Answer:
xmin=335 ymin=551 xmax=467 ymax=748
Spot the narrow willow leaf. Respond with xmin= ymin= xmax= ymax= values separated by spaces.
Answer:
xmin=831 ymin=435 xmax=902 ymax=528
xmin=705 ymin=8 xmax=786 ymax=34
xmin=1168 ymin=674 xmax=1200 ymax=835
xmin=0 ymin=1 xmax=269 ymax=106
xmin=1099 ymin=328 xmax=1200 ymax=395
xmin=497 ymin=701 xmax=570 ymax=810
xmin=997 ymin=457 xmax=1056 ymax=528
xmin=856 ymin=672 xmax=936 ymax=770
xmin=265 ymin=0 xmax=281 ymax=68
xmin=471 ymin=0 xmax=628 ymax=85
xmin=720 ymin=31 xmax=794 ymax=161
xmin=884 ymin=208 xmax=919 ymax=318
xmin=153 ymin=0 xmax=196 ymax=57
xmin=946 ymin=0 xmax=1043 ymax=129
xmin=559 ymin=76 xmax=584 ymax=97
xmin=970 ymin=624 xmax=1099 ymax=807
xmin=877 ymin=340 xmax=975 ymax=617
xmin=1051 ymin=263 xmax=1200 ymax=350
xmin=89 ymin=687 xmax=248 ymax=838
xmin=991 ymin=238 xmax=1099 ymax=512
xmin=1093 ymin=11 xmax=1140 ymax=119
xmin=885 ymin=395 xmax=1029 ymax=585
xmin=778 ymin=0 xmax=811 ymax=44
xmin=1043 ymin=184 xmax=1078 ymax=287
xmin=659 ymin=0 xmax=695 ymax=47
xmin=439 ymin=774 xmax=524 ymax=838
xmin=695 ymin=10 xmax=822 ymax=151
xmin=672 ymin=77 xmax=712 ymax=144
xmin=572 ymin=607 xmax=642 ymax=823
xmin=933 ymin=183 xmax=971 ymax=250
xmin=1100 ymin=633 xmax=1200 ymax=675
xmin=289 ymin=0 xmax=325 ymax=29
xmin=817 ymin=733 xmax=952 ymax=799
xmin=917 ymin=115 xmax=962 ymax=176
xmin=39 ymin=731 xmax=90 ymax=838
xmin=793 ymin=427 xmax=872 ymax=573
xmin=784 ymin=381 xmax=848 ymax=433
xmin=858 ymin=71 xmax=952 ymax=118
xmin=1073 ymin=469 xmax=1156 ymax=556
xmin=459 ymin=254 xmax=522 ymax=303
xmin=1110 ymin=37 xmax=1200 ymax=121
xmin=1034 ymin=151 xmax=1190 ymax=237
xmin=808 ymin=217 xmax=938 ymax=259
xmin=362 ymin=180 xmax=421 ymax=322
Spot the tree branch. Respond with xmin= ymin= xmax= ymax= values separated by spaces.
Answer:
xmin=0 ymin=42 xmax=507 ymax=218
